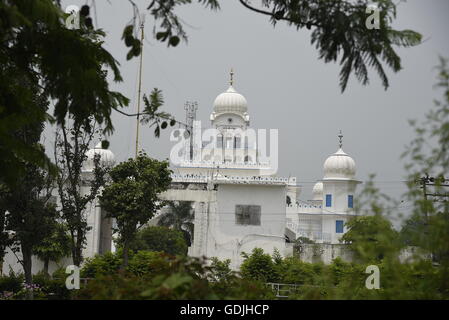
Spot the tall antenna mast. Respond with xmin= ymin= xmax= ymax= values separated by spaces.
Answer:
xmin=184 ymin=101 xmax=198 ymax=161
xmin=135 ymin=15 xmax=145 ymax=158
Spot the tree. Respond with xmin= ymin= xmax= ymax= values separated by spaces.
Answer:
xmin=128 ymin=226 xmax=187 ymax=256
xmin=34 ymin=222 xmax=71 ymax=275
xmin=341 ymin=215 xmax=400 ymax=263
xmin=2 ymin=155 xmax=58 ymax=292
xmin=0 ymin=71 xmax=57 ymax=294
xmin=401 ymin=57 xmax=449 ymax=268
xmin=158 ymin=201 xmax=194 ymax=246
xmin=0 ymin=0 xmax=129 ymax=188
xmin=122 ymin=0 xmax=421 ymax=92
xmin=54 ymin=122 xmax=108 ymax=267
xmin=100 ymin=152 xmax=172 ymax=267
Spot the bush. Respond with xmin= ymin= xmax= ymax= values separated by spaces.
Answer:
xmin=127 ymin=251 xmax=173 ymax=277
xmin=129 ymin=226 xmax=188 ymax=256
xmin=328 ymin=257 xmax=354 ymax=286
xmin=33 ymin=271 xmax=71 ymax=300
xmin=81 ymin=251 xmax=122 ymax=278
xmin=278 ymin=257 xmax=322 ymax=285
xmin=240 ymin=248 xmax=279 ymax=283
xmin=0 ymin=271 xmax=23 ymax=298
xmin=74 ymin=255 xmax=274 ymax=300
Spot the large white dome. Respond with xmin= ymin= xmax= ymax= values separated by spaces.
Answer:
xmin=213 ymin=85 xmax=248 ymax=115
xmin=323 ymin=148 xmax=356 ymax=180
xmin=312 ymin=181 xmax=323 ymax=200
xmin=83 ymin=142 xmax=115 ymax=171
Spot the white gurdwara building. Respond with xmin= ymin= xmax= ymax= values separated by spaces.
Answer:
xmin=158 ymin=71 xmax=361 ymax=268
xmin=2 ymin=71 xmax=361 ymax=274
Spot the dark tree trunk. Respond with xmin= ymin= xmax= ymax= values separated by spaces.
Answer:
xmin=71 ymin=229 xmax=84 ymax=267
xmin=122 ymin=240 xmax=129 ymax=269
xmin=73 ymin=245 xmax=82 ymax=267
xmin=21 ymin=244 xmax=34 ymax=300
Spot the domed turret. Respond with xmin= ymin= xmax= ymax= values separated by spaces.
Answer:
xmin=210 ymin=69 xmax=250 ymax=124
xmin=322 ymin=130 xmax=356 ymax=180
xmin=312 ymin=181 xmax=323 ymax=200
xmin=83 ymin=141 xmax=115 ymax=172
xmin=323 ymin=148 xmax=356 ymax=180
xmin=213 ymin=85 xmax=248 ymax=115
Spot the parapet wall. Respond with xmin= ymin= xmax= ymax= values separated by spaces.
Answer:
xmin=285 ymin=243 xmax=423 ymax=264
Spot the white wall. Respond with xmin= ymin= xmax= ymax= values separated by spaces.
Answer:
xmin=205 ymin=184 xmax=287 ymax=269
xmin=321 ymin=180 xmax=358 ymax=214
xmin=2 ymin=247 xmax=73 ymax=276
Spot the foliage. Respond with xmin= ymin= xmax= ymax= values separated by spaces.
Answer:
xmin=276 ymin=257 xmax=322 ymax=285
xmin=32 ymin=271 xmax=71 ymax=300
xmin=81 ymin=250 xmax=175 ymax=278
xmin=124 ymin=0 xmax=420 ymax=92
xmin=0 ymin=270 xmax=70 ymax=300
xmin=0 ymin=271 xmax=23 ymax=297
xmin=158 ymin=201 xmax=194 ymax=246
xmin=100 ymin=152 xmax=172 ymax=267
xmin=399 ymin=56 xmax=449 ymax=293
xmin=55 ymin=123 xmax=109 ymax=266
xmin=327 ymin=257 xmax=354 ymax=286
xmin=240 ymin=248 xmax=280 ymax=283
xmin=0 ymin=0 xmax=129 ymax=188
xmin=81 ymin=251 xmax=123 ymax=278
xmin=75 ymin=254 xmax=274 ymax=300
xmin=1 ymin=149 xmax=58 ymax=286
xmin=127 ymin=251 xmax=174 ymax=277
xmin=128 ymin=226 xmax=188 ymax=256
xmin=341 ymin=215 xmax=400 ymax=263
xmin=140 ymin=89 xmax=176 ymax=138
xmin=207 ymin=257 xmax=234 ymax=283
xmin=34 ymin=222 xmax=71 ymax=274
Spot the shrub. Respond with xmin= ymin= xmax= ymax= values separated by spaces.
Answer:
xmin=33 ymin=272 xmax=71 ymax=300
xmin=127 ymin=251 xmax=173 ymax=277
xmin=128 ymin=226 xmax=188 ymax=256
xmin=81 ymin=251 xmax=122 ymax=278
xmin=240 ymin=248 xmax=279 ymax=283
xmin=278 ymin=257 xmax=321 ymax=285
xmin=74 ymin=255 xmax=274 ymax=300
xmin=0 ymin=271 xmax=23 ymax=298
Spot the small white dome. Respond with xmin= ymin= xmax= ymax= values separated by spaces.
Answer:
xmin=323 ymin=148 xmax=356 ymax=180
xmin=312 ymin=181 xmax=323 ymax=200
xmin=213 ymin=85 xmax=248 ymax=115
xmin=83 ymin=142 xmax=115 ymax=172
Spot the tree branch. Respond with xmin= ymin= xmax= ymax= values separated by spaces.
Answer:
xmin=238 ymin=0 xmax=320 ymax=28
xmin=112 ymin=107 xmax=190 ymax=128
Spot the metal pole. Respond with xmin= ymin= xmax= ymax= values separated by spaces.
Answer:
xmin=135 ymin=20 xmax=145 ymax=158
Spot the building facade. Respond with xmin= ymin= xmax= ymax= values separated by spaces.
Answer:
xmin=2 ymin=71 xmax=361 ymax=274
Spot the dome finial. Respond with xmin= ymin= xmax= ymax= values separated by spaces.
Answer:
xmin=338 ymin=130 xmax=343 ymax=148
xmin=229 ymin=68 xmax=234 ymax=86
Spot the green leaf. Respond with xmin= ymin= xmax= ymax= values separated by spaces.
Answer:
xmin=169 ymin=36 xmax=180 ymax=47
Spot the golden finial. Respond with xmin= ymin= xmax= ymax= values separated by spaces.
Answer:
xmin=230 ymin=68 xmax=234 ymax=86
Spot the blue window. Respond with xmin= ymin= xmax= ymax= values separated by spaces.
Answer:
xmin=325 ymin=194 xmax=332 ymax=207
xmin=336 ymin=220 xmax=344 ymax=233
xmin=348 ymin=195 xmax=354 ymax=208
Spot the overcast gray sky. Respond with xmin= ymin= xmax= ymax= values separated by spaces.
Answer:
xmin=51 ymin=0 xmax=449 ymax=225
